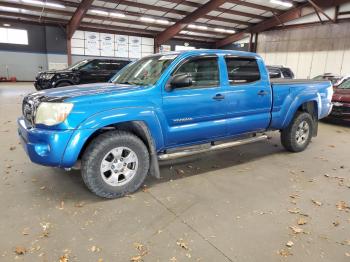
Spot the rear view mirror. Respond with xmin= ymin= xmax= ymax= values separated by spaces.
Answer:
xmin=170 ymin=73 xmax=192 ymax=89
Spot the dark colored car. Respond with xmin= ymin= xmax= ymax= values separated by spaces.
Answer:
xmin=329 ymin=78 xmax=350 ymax=121
xmin=34 ymin=59 xmax=131 ymax=90
xmin=267 ymin=65 xmax=295 ymax=79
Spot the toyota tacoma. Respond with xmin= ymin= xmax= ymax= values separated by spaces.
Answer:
xmin=18 ymin=50 xmax=333 ymax=198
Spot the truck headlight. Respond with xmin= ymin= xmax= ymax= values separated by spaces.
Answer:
xmin=44 ymin=74 xmax=55 ymax=79
xmin=35 ymin=102 xmax=73 ymax=126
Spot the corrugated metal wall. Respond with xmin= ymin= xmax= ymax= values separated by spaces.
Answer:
xmin=257 ymin=22 xmax=350 ymax=79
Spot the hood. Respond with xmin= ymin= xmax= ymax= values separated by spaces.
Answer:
xmin=38 ymin=69 xmax=73 ymax=75
xmin=333 ymin=88 xmax=350 ymax=103
xmin=33 ymin=82 xmax=145 ymax=100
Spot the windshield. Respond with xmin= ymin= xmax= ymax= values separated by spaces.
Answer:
xmin=338 ymin=79 xmax=350 ymax=89
xmin=67 ymin=59 xmax=90 ymax=70
xmin=111 ymin=55 xmax=177 ymax=86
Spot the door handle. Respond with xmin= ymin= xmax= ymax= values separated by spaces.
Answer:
xmin=258 ymin=90 xmax=269 ymax=96
xmin=213 ymin=94 xmax=225 ymax=101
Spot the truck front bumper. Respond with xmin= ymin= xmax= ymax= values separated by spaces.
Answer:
xmin=17 ymin=117 xmax=74 ymax=167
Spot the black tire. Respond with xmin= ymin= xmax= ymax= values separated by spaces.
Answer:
xmin=81 ymin=131 xmax=150 ymax=198
xmin=55 ymin=82 xmax=72 ymax=88
xmin=281 ymin=112 xmax=314 ymax=152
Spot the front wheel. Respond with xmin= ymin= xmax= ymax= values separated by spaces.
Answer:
xmin=81 ymin=131 xmax=150 ymax=198
xmin=281 ymin=112 xmax=314 ymax=152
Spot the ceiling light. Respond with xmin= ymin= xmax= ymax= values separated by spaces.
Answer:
xmin=188 ymin=24 xmax=208 ymax=30
xmin=110 ymin=12 xmax=125 ymax=18
xmin=226 ymin=29 xmax=236 ymax=34
xmin=214 ymin=28 xmax=226 ymax=32
xmin=270 ymin=0 xmax=293 ymax=8
xmin=140 ymin=17 xmax=155 ymax=23
xmin=0 ymin=6 xmax=20 ymax=12
xmin=45 ymin=2 xmax=65 ymax=8
xmin=3 ymin=23 xmax=11 ymax=27
xmin=22 ymin=0 xmax=43 ymax=5
xmin=91 ymin=9 xmax=108 ymax=15
xmin=157 ymin=19 xmax=169 ymax=24
xmin=22 ymin=0 xmax=65 ymax=8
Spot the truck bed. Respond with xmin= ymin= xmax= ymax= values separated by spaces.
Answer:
xmin=270 ymin=79 xmax=331 ymax=85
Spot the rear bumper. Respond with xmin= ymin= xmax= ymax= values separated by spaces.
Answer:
xmin=17 ymin=117 xmax=74 ymax=167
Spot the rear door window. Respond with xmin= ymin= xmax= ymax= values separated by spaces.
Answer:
xmin=225 ymin=57 xmax=261 ymax=84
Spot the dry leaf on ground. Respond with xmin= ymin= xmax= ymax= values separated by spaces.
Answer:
xmin=290 ymin=226 xmax=303 ymax=234
xmin=14 ymin=246 xmax=27 ymax=255
xmin=286 ymin=241 xmax=294 ymax=247
xmin=59 ymin=254 xmax=69 ymax=262
xmin=297 ymin=218 xmax=307 ymax=225
xmin=311 ymin=199 xmax=322 ymax=206
xmin=176 ymin=238 xmax=189 ymax=250
xmin=288 ymin=208 xmax=300 ymax=214
xmin=336 ymin=201 xmax=350 ymax=211
xmin=278 ymin=249 xmax=292 ymax=257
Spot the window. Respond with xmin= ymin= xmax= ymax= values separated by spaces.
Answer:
xmin=102 ymin=60 xmax=130 ymax=71
xmin=174 ymin=56 xmax=219 ymax=88
xmin=112 ymin=55 xmax=176 ymax=86
xmin=0 ymin=27 xmax=28 ymax=45
xmin=225 ymin=57 xmax=260 ymax=84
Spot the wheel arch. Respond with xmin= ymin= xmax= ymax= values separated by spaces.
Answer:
xmin=78 ymin=121 xmax=161 ymax=178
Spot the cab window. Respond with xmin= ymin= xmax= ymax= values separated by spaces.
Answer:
xmin=173 ymin=56 xmax=219 ymax=88
xmin=225 ymin=57 xmax=260 ymax=84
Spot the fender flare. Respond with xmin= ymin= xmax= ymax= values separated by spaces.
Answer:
xmin=61 ymin=107 xmax=164 ymax=177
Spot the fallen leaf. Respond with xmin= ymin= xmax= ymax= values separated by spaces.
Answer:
xmin=346 ymin=253 xmax=350 ymax=257
xmin=59 ymin=254 xmax=69 ymax=262
xmin=278 ymin=249 xmax=292 ymax=257
xmin=40 ymin=186 xmax=46 ymax=190
xmin=90 ymin=245 xmax=101 ymax=253
xmin=9 ymin=146 xmax=16 ymax=151
xmin=130 ymin=255 xmax=142 ymax=262
xmin=14 ymin=246 xmax=27 ymax=255
xmin=290 ymin=226 xmax=303 ymax=234
xmin=97 ymin=259 xmax=104 ymax=262
xmin=343 ymin=240 xmax=350 ymax=245
xmin=333 ymin=221 xmax=340 ymax=227
xmin=286 ymin=241 xmax=294 ymax=247
xmin=288 ymin=208 xmax=300 ymax=214
xmin=75 ymin=202 xmax=85 ymax=208
xmin=297 ymin=218 xmax=307 ymax=225
xmin=176 ymin=238 xmax=189 ymax=250
xmin=170 ymin=257 xmax=177 ymax=262
xmin=328 ymin=145 xmax=336 ymax=148
xmin=311 ymin=199 xmax=322 ymax=206
xmin=22 ymin=228 xmax=29 ymax=235
xmin=336 ymin=201 xmax=350 ymax=211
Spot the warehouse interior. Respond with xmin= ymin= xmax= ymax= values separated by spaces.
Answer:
xmin=0 ymin=0 xmax=350 ymax=261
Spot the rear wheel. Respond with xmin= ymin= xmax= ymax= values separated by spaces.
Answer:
xmin=81 ymin=131 xmax=150 ymax=198
xmin=281 ymin=112 xmax=314 ymax=152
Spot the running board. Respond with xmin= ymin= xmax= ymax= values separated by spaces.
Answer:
xmin=158 ymin=135 xmax=268 ymax=161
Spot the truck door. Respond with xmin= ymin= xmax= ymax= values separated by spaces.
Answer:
xmin=223 ymin=56 xmax=272 ymax=135
xmin=162 ymin=55 xmax=228 ymax=147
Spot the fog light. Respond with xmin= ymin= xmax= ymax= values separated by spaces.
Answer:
xmin=34 ymin=144 xmax=50 ymax=156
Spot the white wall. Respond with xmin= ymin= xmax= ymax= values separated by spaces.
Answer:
xmin=257 ymin=22 xmax=350 ymax=79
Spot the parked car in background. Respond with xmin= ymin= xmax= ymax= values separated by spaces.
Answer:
xmin=34 ymin=59 xmax=131 ymax=90
xmin=329 ymin=78 xmax=350 ymax=121
xmin=19 ymin=50 xmax=333 ymax=198
xmin=267 ymin=65 xmax=295 ymax=79
xmin=312 ymin=73 xmax=349 ymax=87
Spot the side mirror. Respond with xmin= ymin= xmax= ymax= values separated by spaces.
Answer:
xmin=169 ymin=73 xmax=192 ymax=90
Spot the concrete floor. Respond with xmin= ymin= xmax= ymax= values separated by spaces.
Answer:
xmin=0 ymin=82 xmax=350 ymax=262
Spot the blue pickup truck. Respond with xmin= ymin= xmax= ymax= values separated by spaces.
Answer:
xmin=18 ymin=50 xmax=333 ymax=198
